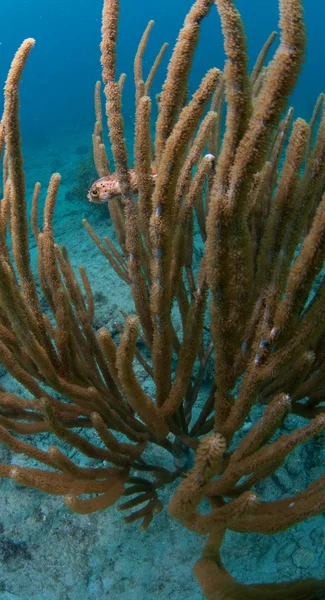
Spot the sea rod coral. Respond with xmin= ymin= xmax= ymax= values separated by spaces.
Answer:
xmin=1 ymin=0 xmax=325 ymax=597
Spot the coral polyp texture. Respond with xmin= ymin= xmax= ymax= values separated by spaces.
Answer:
xmin=1 ymin=0 xmax=325 ymax=597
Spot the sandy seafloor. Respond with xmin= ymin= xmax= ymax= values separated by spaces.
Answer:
xmin=0 ymin=124 xmax=324 ymax=600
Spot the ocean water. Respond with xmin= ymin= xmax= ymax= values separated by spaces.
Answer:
xmin=0 ymin=1 xmax=325 ymax=599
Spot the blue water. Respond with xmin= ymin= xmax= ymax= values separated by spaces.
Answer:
xmin=1 ymin=0 xmax=324 ymax=142
xmin=0 ymin=1 xmax=325 ymax=599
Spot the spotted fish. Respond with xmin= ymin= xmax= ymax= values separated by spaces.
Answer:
xmin=88 ymin=167 xmax=157 ymax=204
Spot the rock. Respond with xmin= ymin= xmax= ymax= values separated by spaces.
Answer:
xmin=292 ymin=548 xmax=315 ymax=568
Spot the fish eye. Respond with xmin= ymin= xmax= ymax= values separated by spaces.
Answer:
xmin=91 ymin=189 xmax=99 ymax=196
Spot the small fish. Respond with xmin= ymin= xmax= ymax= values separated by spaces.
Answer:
xmin=88 ymin=166 xmax=157 ymax=204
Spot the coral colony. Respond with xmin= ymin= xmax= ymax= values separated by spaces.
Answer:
xmin=1 ymin=0 xmax=325 ymax=597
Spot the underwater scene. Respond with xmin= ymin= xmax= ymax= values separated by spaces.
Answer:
xmin=1 ymin=0 xmax=325 ymax=598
